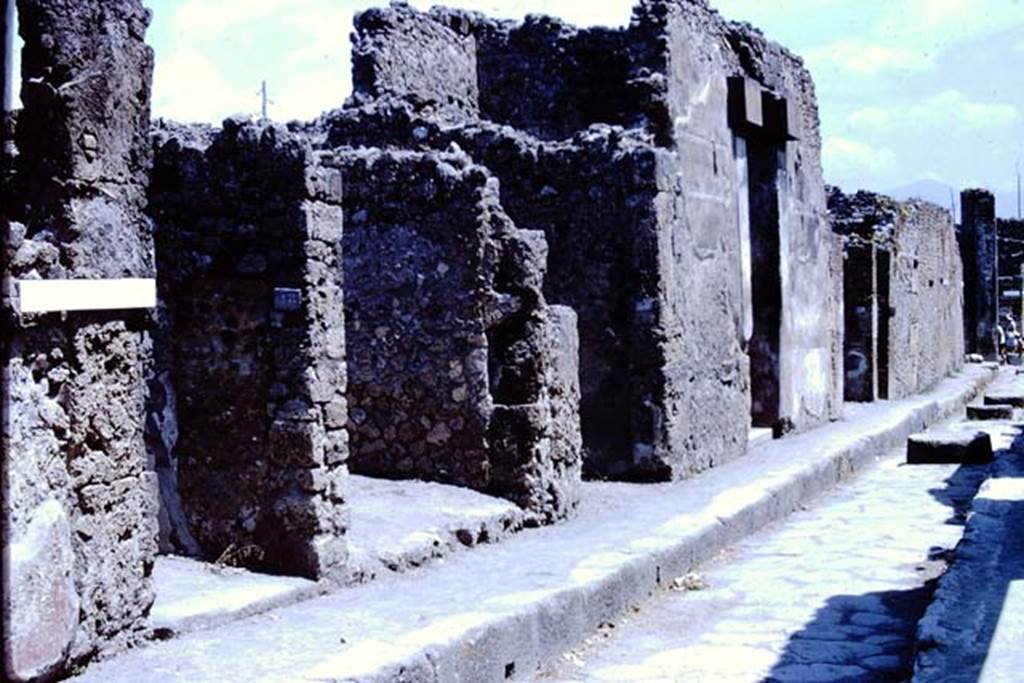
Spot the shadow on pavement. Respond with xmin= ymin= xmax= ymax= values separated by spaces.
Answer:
xmin=763 ymin=426 xmax=1022 ymax=683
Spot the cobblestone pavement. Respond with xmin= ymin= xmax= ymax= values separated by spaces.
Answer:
xmin=538 ymin=421 xmax=1021 ymax=682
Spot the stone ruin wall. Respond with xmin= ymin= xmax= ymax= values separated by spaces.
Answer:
xmin=961 ymin=188 xmax=998 ymax=357
xmin=0 ymin=0 xmax=860 ymax=678
xmin=2 ymin=1 xmax=158 ymax=680
xmin=887 ymin=200 xmax=964 ymax=399
xmin=996 ymin=217 xmax=1024 ymax=320
xmin=147 ymin=119 xmax=349 ymax=579
xmin=331 ymin=148 xmax=580 ymax=521
xmin=830 ymin=189 xmax=964 ymax=401
xmin=334 ymin=0 xmax=841 ymax=480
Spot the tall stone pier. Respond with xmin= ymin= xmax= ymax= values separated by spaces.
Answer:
xmin=961 ymin=189 xmax=998 ymax=357
xmin=2 ymin=1 xmax=159 ymax=680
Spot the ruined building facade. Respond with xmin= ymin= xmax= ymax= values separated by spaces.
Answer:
xmin=0 ymin=1 xmax=978 ymax=681
xmin=328 ymin=0 xmax=843 ymax=480
xmin=830 ymin=189 xmax=964 ymax=402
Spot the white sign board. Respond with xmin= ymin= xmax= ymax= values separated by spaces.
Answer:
xmin=16 ymin=278 xmax=157 ymax=314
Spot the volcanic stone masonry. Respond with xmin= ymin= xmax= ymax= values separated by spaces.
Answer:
xmin=997 ymin=216 xmax=1024 ymax=320
xmin=960 ymin=188 xmax=998 ymax=357
xmin=147 ymin=119 xmax=350 ymax=579
xmin=325 ymin=0 xmax=843 ymax=480
xmin=328 ymin=148 xmax=580 ymax=521
xmin=829 ymin=189 xmax=964 ymax=402
xmin=2 ymin=1 xmax=158 ymax=680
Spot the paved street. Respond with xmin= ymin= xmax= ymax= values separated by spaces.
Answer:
xmin=540 ymin=421 xmax=1020 ymax=682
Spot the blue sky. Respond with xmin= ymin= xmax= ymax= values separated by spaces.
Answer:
xmin=136 ymin=1 xmax=1022 ymax=215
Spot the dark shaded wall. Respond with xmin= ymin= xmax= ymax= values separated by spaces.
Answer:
xmin=332 ymin=148 xmax=581 ymax=521
xmin=351 ymin=5 xmax=479 ymax=121
xmin=997 ymin=218 xmax=1024 ymax=319
xmin=338 ymin=0 xmax=841 ymax=480
xmin=961 ymin=188 xmax=998 ymax=356
xmin=2 ymin=1 xmax=158 ymax=680
xmin=148 ymin=120 xmax=349 ymax=580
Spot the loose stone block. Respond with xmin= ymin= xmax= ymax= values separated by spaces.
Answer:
xmin=967 ymin=404 xmax=1014 ymax=420
xmin=984 ymin=393 xmax=1024 ymax=408
xmin=906 ymin=430 xmax=993 ymax=465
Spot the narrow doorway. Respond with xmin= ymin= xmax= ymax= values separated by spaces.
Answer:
xmin=745 ymin=138 xmax=783 ymax=429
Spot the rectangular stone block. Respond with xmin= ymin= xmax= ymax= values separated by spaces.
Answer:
xmin=984 ymin=392 xmax=1024 ymax=408
xmin=906 ymin=430 xmax=993 ymax=465
xmin=967 ymin=404 xmax=1013 ymax=420
xmin=728 ymin=76 xmax=763 ymax=130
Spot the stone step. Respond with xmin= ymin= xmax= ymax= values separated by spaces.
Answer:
xmin=907 ymin=430 xmax=994 ymax=465
xmin=984 ymin=392 xmax=1024 ymax=408
xmin=967 ymin=405 xmax=1014 ymax=420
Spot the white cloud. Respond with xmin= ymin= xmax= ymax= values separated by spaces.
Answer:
xmin=151 ymin=51 xmax=255 ymax=122
xmin=824 ymin=136 xmax=896 ymax=173
xmin=807 ymin=39 xmax=934 ymax=76
xmin=847 ymin=90 xmax=1019 ymax=131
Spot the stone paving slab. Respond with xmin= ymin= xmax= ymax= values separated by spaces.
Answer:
xmin=538 ymin=420 xmax=1018 ymax=681
xmin=69 ymin=366 xmax=997 ymax=682
xmin=913 ymin=430 xmax=1024 ymax=683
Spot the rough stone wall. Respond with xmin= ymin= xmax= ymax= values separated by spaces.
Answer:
xmin=961 ymin=188 xmax=998 ymax=356
xmin=351 ymin=4 xmax=479 ymax=121
xmin=997 ymin=218 xmax=1024 ymax=318
xmin=830 ymin=189 xmax=964 ymax=401
xmin=473 ymin=17 xmax=638 ymax=141
xmin=330 ymin=148 xmax=580 ymax=521
xmin=887 ymin=200 xmax=964 ymax=398
xmin=337 ymin=0 xmax=841 ymax=480
xmin=148 ymin=119 xmax=349 ymax=580
xmin=2 ymin=1 xmax=158 ymax=680
xmin=621 ymin=1 xmax=840 ymax=444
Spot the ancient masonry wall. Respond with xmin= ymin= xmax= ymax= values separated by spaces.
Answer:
xmin=887 ymin=200 xmax=964 ymax=399
xmin=2 ymin=1 xmax=158 ymax=680
xmin=961 ymin=189 xmax=998 ymax=356
xmin=333 ymin=0 xmax=841 ymax=480
xmin=997 ymin=218 xmax=1024 ymax=319
xmin=830 ymin=189 xmax=964 ymax=401
xmin=147 ymin=120 xmax=349 ymax=580
xmin=329 ymin=148 xmax=581 ymax=521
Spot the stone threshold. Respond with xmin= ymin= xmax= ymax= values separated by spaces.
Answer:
xmin=72 ymin=365 xmax=999 ymax=682
xmin=148 ymin=475 xmax=526 ymax=639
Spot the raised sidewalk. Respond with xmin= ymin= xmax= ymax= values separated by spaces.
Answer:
xmin=73 ymin=365 xmax=998 ymax=682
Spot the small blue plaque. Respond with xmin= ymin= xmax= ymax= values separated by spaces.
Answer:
xmin=273 ymin=287 xmax=302 ymax=312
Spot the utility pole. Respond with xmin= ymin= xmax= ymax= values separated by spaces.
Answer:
xmin=950 ymin=187 xmax=957 ymax=224
xmin=260 ymin=80 xmax=270 ymax=122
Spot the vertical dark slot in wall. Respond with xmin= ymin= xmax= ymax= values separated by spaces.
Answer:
xmin=746 ymin=139 xmax=783 ymax=427
xmin=877 ymin=249 xmax=892 ymax=400
xmin=842 ymin=242 xmax=876 ymax=402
